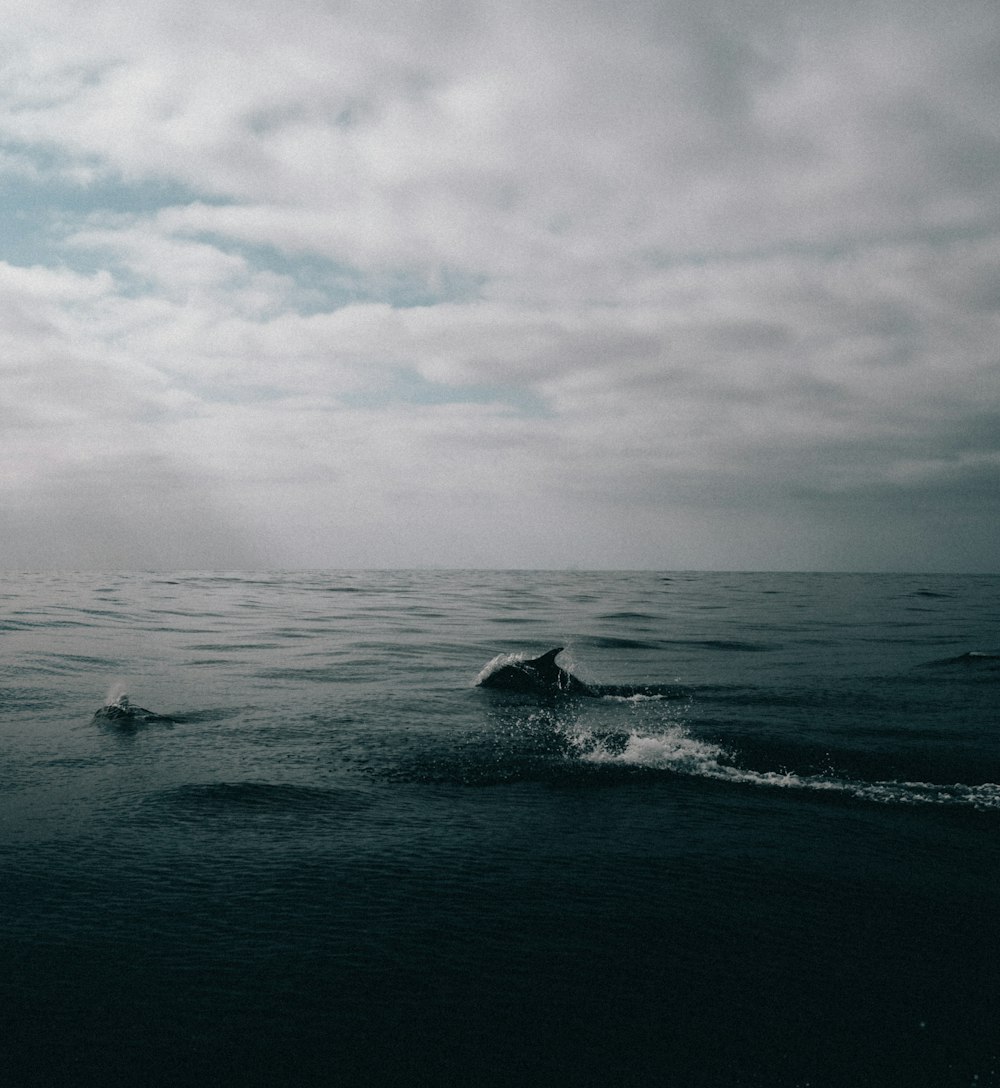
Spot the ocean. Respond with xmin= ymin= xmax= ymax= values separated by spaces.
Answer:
xmin=1 ymin=569 xmax=997 ymax=1087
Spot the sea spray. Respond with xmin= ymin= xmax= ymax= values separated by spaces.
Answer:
xmin=104 ymin=679 xmax=130 ymax=708
xmin=567 ymin=720 xmax=1000 ymax=809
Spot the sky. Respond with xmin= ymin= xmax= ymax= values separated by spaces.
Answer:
xmin=2 ymin=0 xmax=998 ymax=571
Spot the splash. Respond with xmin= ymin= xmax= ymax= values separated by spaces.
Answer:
xmin=104 ymin=680 xmax=130 ymax=709
xmin=567 ymin=723 xmax=1000 ymax=810
xmin=474 ymin=652 xmax=525 ymax=686
xmin=569 ymin=723 xmax=728 ymax=776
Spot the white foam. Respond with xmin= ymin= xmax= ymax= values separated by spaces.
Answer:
xmin=601 ymin=693 xmax=673 ymax=703
xmin=473 ymin=652 xmax=525 ymax=686
xmin=104 ymin=680 xmax=130 ymax=709
xmin=570 ymin=724 xmax=1000 ymax=810
xmin=573 ymin=725 xmax=726 ymax=774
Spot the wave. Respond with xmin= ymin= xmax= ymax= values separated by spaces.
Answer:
xmin=568 ymin=723 xmax=1000 ymax=810
xmin=584 ymin=636 xmax=663 ymax=650
xmin=663 ymin=638 xmax=781 ymax=653
xmin=596 ymin=684 xmax=692 ymax=699
xmin=917 ymin=651 xmax=1000 ymax=670
xmin=581 ymin=637 xmax=782 ymax=653
xmin=135 ymin=781 xmax=373 ymax=828
xmin=149 ymin=780 xmax=367 ymax=812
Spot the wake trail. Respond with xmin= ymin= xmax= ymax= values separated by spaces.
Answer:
xmin=566 ymin=723 xmax=1000 ymax=810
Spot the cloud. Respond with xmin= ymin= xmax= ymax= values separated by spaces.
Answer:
xmin=1 ymin=0 xmax=999 ymax=569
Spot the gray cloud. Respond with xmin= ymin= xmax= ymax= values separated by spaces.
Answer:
xmin=1 ymin=0 xmax=998 ymax=569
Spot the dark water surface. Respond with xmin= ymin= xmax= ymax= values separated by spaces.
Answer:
xmin=1 ymin=571 xmax=998 ymax=1086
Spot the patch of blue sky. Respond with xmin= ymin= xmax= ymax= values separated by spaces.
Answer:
xmin=0 ymin=149 xmax=229 ymax=267
xmin=342 ymin=367 xmax=552 ymax=418
xmin=1 ymin=145 xmax=488 ymax=312
xmin=177 ymin=232 xmax=488 ymax=314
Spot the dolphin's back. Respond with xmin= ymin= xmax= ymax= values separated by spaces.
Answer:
xmin=477 ymin=647 xmax=593 ymax=695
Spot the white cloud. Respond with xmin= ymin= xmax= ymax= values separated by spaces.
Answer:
xmin=1 ymin=0 xmax=999 ymax=569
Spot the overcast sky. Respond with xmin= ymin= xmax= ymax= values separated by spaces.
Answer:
xmin=2 ymin=0 xmax=998 ymax=571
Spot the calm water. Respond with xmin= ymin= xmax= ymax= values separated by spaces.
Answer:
xmin=1 ymin=570 xmax=998 ymax=1087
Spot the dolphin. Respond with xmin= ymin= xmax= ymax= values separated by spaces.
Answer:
xmin=92 ymin=695 xmax=175 ymax=725
xmin=476 ymin=647 xmax=595 ymax=696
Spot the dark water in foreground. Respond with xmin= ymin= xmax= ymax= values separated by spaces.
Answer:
xmin=1 ymin=570 xmax=998 ymax=1087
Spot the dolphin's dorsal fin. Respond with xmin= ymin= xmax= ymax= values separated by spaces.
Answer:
xmin=531 ymin=647 xmax=564 ymax=666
